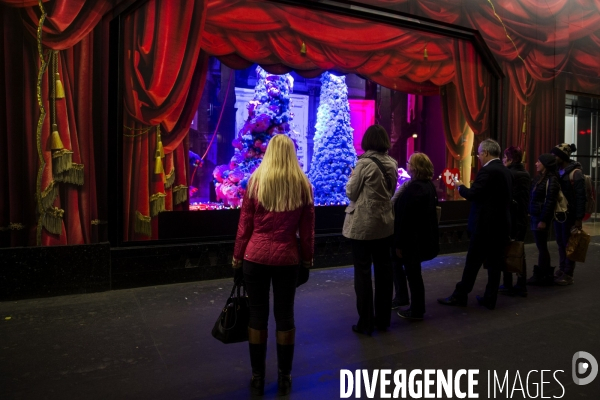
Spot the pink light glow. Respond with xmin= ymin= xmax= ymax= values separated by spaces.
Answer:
xmin=407 ymin=136 xmax=415 ymax=159
xmin=407 ymin=94 xmax=416 ymax=124
xmin=349 ymin=99 xmax=375 ymax=156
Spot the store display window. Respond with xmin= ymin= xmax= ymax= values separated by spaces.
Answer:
xmin=120 ymin=1 xmax=498 ymax=241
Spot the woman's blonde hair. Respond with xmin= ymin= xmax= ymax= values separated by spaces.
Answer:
xmin=408 ymin=152 xmax=434 ymax=180
xmin=247 ymin=134 xmax=313 ymax=211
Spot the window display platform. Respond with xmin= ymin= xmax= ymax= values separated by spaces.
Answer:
xmin=158 ymin=200 xmax=472 ymax=241
xmin=158 ymin=205 xmax=348 ymax=241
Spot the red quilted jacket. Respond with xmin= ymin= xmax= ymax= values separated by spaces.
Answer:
xmin=233 ymin=196 xmax=315 ymax=266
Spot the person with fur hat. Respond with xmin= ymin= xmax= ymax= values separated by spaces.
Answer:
xmin=526 ymin=154 xmax=561 ymax=286
xmin=550 ymin=143 xmax=586 ymax=285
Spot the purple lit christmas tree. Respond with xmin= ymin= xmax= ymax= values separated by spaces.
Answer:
xmin=213 ymin=66 xmax=299 ymax=207
xmin=308 ymin=72 xmax=357 ymax=205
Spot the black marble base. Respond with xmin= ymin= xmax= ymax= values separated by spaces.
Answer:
xmin=0 ymin=243 xmax=110 ymax=301
xmin=110 ymin=233 xmax=354 ymax=290
xmin=3 ymin=224 xmax=506 ymax=301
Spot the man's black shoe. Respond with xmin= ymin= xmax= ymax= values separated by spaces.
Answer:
xmin=397 ymin=309 xmax=424 ymax=320
xmin=351 ymin=324 xmax=372 ymax=336
xmin=476 ymin=295 xmax=495 ymax=310
xmin=391 ymin=299 xmax=409 ymax=310
xmin=437 ymin=295 xmax=467 ymax=307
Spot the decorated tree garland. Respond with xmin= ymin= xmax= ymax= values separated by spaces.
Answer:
xmin=213 ymin=66 xmax=299 ymax=207
xmin=308 ymin=72 xmax=357 ymax=205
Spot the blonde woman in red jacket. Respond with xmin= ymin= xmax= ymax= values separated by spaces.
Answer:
xmin=232 ymin=134 xmax=315 ymax=396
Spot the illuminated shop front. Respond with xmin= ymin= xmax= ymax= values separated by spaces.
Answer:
xmin=120 ymin=1 xmax=500 ymax=242
xmin=2 ymin=0 xmax=600 ymax=296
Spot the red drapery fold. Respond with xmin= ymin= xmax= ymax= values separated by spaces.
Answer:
xmin=527 ymin=80 xmax=565 ymax=172
xmin=0 ymin=0 xmax=47 ymax=6
xmin=504 ymin=62 xmax=535 ymax=151
xmin=0 ymin=0 xmax=115 ymax=246
xmin=202 ymin=0 xmax=457 ymax=95
xmin=450 ymin=41 xmax=491 ymax=136
xmin=441 ymin=84 xmax=473 ymax=162
xmin=122 ymin=0 xmax=207 ymax=241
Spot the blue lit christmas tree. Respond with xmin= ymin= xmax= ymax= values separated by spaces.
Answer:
xmin=308 ymin=72 xmax=356 ymax=205
xmin=213 ymin=67 xmax=299 ymax=207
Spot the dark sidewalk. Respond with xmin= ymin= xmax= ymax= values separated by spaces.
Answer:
xmin=1 ymin=237 xmax=599 ymax=399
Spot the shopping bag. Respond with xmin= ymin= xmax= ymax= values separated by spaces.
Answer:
xmin=566 ymin=228 xmax=591 ymax=263
xmin=504 ymin=240 xmax=525 ymax=274
xmin=211 ymin=283 xmax=250 ymax=344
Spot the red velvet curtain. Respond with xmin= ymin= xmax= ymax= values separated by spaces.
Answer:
xmin=441 ymin=84 xmax=472 ymax=162
xmin=0 ymin=0 xmax=117 ymax=246
xmin=202 ymin=0 xmax=459 ymax=95
xmin=440 ymin=40 xmax=492 ymax=165
xmin=122 ymin=0 xmax=207 ymax=241
xmin=355 ymin=0 xmax=600 ymax=90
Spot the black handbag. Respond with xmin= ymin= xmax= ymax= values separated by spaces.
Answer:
xmin=211 ymin=283 xmax=250 ymax=344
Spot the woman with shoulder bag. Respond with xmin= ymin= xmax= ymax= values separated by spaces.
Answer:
xmin=393 ymin=153 xmax=439 ymax=320
xmin=527 ymin=153 xmax=560 ymax=286
xmin=343 ymin=124 xmax=398 ymax=335
xmin=232 ymin=134 xmax=315 ymax=396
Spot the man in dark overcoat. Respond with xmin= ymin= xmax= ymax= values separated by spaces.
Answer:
xmin=438 ymin=139 xmax=512 ymax=309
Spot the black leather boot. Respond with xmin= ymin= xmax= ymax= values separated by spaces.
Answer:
xmin=248 ymin=328 xmax=268 ymax=396
xmin=542 ymin=266 xmax=556 ymax=286
xmin=276 ymin=329 xmax=295 ymax=396
xmin=526 ymin=265 xmax=545 ymax=286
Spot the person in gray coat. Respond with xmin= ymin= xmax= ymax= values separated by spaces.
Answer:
xmin=343 ymin=125 xmax=398 ymax=335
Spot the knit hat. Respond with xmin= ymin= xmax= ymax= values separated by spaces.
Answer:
xmin=538 ymin=153 xmax=557 ymax=169
xmin=551 ymin=143 xmax=577 ymax=162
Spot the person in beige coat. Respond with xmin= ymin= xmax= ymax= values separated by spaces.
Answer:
xmin=343 ymin=124 xmax=398 ymax=335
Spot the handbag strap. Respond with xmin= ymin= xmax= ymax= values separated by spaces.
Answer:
xmin=366 ymin=156 xmax=393 ymax=191
xmin=230 ymin=282 xmax=247 ymax=298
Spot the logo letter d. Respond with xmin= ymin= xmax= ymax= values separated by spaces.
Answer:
xmin=572 ymin=351 xmax=598 ymax=385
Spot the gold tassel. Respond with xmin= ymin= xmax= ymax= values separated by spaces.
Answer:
xmin=54 ymin=72 xmax=65 ymax=99
xmin=172 ymin=185 xmax=188 ymax=205
xmin=423 ymin=47 xmax=429 ymax=61
xmin=41 ymin=207 xmax=64 ymax=235
xmin=55 ymin=163 xmax=84 ymax=185
xmin=154 ymin=126 xmax=165 ymax=175
xmin=165 ymin=168 xmax=175 ymax=189
xmin=154 ymin=152 xmax=164 ymax=175
xmin=52 ymin=149 xmax=73 ymax=175
xmin=300 ymin=41 xmax=307 ymax=55
xmin=41 ymin=180 xmax=59 ymax=210
xmin=135 ymin=211 xmax=152 ymax=237
xmin=0 ymin=222 xmax=25 ymax=231
xmin=150 ymin=192 xmax=166 ymax=217
xmin=50 ymin=123 xmax=64 ymax=150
